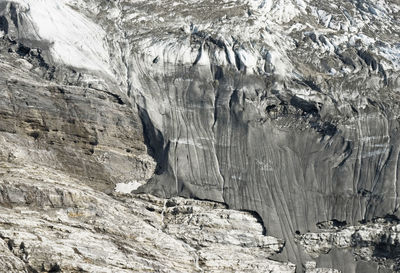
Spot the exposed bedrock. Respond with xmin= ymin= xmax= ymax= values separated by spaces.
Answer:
xmin=1 ymin=0 xmax=400 ymax=272
xmin=0 ymin=36 xmax=155 ymax=194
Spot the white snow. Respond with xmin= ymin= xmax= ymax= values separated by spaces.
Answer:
xmin=12 ymin=0 xmax=110 ymax=73
xmin=236 ymin=48 xmax=258 ymax=72
xmin=115 ymin=181 xmax=143 ymax=194
xmin=249 ymin=0 xmax=306 ymax=24
xmin=266 ymin=49 xmax=291 ymax=78
xmin=379 ymin=45 xmax=400 ymax=71
xmin=195 ymin=43 xmax=211 ymax=66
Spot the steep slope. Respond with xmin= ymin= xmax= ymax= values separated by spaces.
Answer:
xmin=0 ymin=160 xmax=294 ymax=273
xmin=1 ymin=0 xmax=400 ymax=272
xmin=0 ymin=24 xmax=297 ymax=273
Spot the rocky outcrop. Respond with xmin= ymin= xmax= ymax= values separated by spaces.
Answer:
xmin=0 ymin=11 xmax=296 ymax=272
xmin=0 ymin=156 xmax=295 ymax=272
xmin=0 ymin=34 xmax=155 ymax=193
xmin=1 ymin=0 xmax=400 ymax=272
xmin=298 ymin=217 xmax=400 ymax=273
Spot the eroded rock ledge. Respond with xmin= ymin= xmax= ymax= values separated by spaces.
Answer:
xmin=0 ymin=160 xmax=295 ymax=273
xmin=1 ymin=0 xmax=400 ymax=272
xmin=298 ymin=217 xmax=400 ymax=273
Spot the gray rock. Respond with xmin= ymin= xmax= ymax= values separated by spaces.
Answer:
xmin=0 ymin=157 xmax=295 ymax=273
xmin=1 ymin=0 xmax=400 ymax=272
xmin=298 ymin=218 xmax=400 ymax=272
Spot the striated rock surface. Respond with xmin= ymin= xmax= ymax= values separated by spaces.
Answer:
xmin=0 ymin=158 xmax=295 ymax=272
xmin=0 ymin=36 xmax=155 ymax=193
xmin=0 ymin=8 xmax=295 ymax=272
xmin=0 ymin=0 xmax=400 ymax=272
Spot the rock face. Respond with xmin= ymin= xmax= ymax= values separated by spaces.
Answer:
xmin=0 ymin=156 xmax=296 ymax=272
xmin=0 ymin=0 xmax=400 ymax=272
xmin=298 ymin=218 xmax=400 ymax=273
xmin=0 ymin=32 xmax=295 ymax=271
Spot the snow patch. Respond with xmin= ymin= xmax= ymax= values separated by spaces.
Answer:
xmin=379 ymin=45 xmax=400 ymax=71
xmin=249 ymin=0 xmax=306 ymax=24
xmin=11 ymin=0 xmax=110 ymax=73
xmin=236 ymin=48 xmax=258 ymax=72
xmin=115 ymin=181 xmax=143 ymax=194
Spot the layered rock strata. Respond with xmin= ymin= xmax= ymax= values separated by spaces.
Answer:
xmin=1 ymin=0 xmax=400 ymax=272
